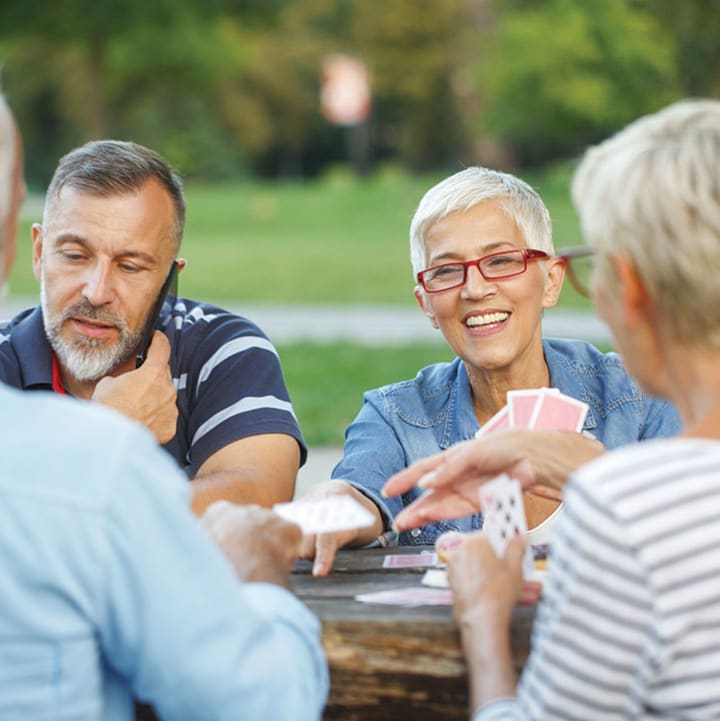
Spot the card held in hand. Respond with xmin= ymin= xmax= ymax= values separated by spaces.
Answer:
xmin=478 ymin=474 xmax=528 ymax=556
xmin=273 ymin=495 xmax=376 ymax=535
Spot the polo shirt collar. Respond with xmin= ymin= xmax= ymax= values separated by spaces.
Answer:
xmin=10 ymin=306 xmax=54 ymax=389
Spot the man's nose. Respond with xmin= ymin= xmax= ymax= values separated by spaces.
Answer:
xmin=82 ymin=264 xmax=115 ymax=306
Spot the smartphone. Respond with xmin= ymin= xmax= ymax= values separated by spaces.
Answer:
xmin=135 ymin=260 xmax=179 ymax=368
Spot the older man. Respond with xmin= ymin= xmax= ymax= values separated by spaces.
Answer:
xmin=0 ymin=90 xmax=327 ymax=719
xmin=0 ymin=139 xmax=303 ymax=512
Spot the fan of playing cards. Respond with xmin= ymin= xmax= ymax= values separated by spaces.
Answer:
xmin=476 ymin=387 xmax=589 ymax=436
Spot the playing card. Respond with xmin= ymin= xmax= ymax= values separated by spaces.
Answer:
xmin=383 ymin=552 xmax=440 ymax=569
xmin=478 ymin=474 xmax=527 ymax=556
xmin=475 ymin=405 xmax=510 ymax=437
xmin=273 ymin=495 xmax=375 ymax=535
xmin=529 ymin=390 xmax=588 ymax=432
xmin=507 ymin=389 xmax=543 ymax=428
xmin=421 ymin=568 xmax=449 ymax=588
xmin=355 ymin=587 xmax=453 ymax=606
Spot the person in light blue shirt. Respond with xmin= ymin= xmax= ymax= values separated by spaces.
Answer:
xmin=300 ymin=166 xmax=680 ymax=576
xmin=0 ymin=91 xmax=327 ymax=721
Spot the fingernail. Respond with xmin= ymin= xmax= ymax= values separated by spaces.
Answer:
xmin=380 ymin=487 xmax=389 ymax=498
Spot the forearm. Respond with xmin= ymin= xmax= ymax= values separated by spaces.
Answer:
xmin=459 ymin=607 xmax=518 ymax=713
xmin=528 ymin=431 xmax=604 ymax=490
xmin=191 ymin=471 xmax=294 ymax=515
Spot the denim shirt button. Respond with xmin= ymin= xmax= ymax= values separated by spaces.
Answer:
xmin=410 ymin=528 xmax=422 ymax=538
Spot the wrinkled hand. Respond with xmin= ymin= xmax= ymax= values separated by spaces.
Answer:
xmin=201 ymin=501 xmax=302 ymax=588
xmin=384 ymin=430 xmax=604 ymax=532
xmin=438 ymin=531 xmax=532 ymax=629
xmin=299 ymin=480 xmax=384 ymax=577
xmin=93 ymin=331 xmax=178 ymax=444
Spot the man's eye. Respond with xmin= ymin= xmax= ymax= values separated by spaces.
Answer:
xmin=61 ymin=251 xmax=86 ymax=262
xmin=119 ymin=263 xmax=142 ymax=273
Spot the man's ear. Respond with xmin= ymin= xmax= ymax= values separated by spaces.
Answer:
xmin=31 ymin=223 xmax=44 ymax=281
xmin=177 ymin=257 xmax=187 ymax=273
xmin=414 ymin=285 xmax=439 ymax=328
xmin=541 ymin=256 xmax=566 ymax=309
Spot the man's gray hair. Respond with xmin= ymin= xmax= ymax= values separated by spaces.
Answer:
xmin=0 ymin=90 xmax=15 ymax=245
xmin=409 ymin=166 xmax=554 ymax=279
xmin=44 ymin=140 xmax=186 ymax=251
xmin=572 ymin=98 xmax=720 ymax=348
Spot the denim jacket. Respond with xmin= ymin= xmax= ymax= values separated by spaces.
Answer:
xmin=332 ymin=337 xmax=681 ymax=546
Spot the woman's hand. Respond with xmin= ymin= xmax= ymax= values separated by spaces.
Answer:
xmin=298 ymin=480 xmax=385 ymax=576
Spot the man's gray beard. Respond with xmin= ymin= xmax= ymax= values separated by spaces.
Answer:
xmin=40 ymin=281 xmax=144 ymax=383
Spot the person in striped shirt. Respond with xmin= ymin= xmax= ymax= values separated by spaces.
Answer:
xmin=385 ymin=98 xmax=720 ymax=720
xmin=0 ymin=140 xmax=305 ymax=514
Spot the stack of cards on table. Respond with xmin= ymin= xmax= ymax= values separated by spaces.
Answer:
xmin=476 ymin=387 xmax=589 ymax=436
xmin=273 ymin=495 xmax=375 ymax=535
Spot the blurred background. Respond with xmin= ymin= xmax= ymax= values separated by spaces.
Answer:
xmin=1 ymin=0 xmax=717 ymax=452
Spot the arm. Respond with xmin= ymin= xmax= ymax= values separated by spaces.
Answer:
xmin=100 ymin=430 xmax=327 ymax=721
xmin=384 ymin=429 xmax=604 ymax=532
xmin=191 ymin=432 xmax=300 ymax=514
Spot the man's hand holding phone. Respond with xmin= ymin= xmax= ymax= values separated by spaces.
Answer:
xmin=93 ymin=330 xmax=178 ymax=444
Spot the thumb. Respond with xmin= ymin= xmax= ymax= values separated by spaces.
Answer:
xmin=140 ymin=331 xmax=171 ymax=370
xmin=504 ymin=534 xmax=527 ymax=572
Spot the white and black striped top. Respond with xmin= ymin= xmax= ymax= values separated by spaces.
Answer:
xmin=474 ymin=438 xmax=720 ymax=721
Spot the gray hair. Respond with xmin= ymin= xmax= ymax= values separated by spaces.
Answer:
xmin=572 ymin=99 xmax=720 ymax=348
xmin=0 ymin=90 xmax=14 ymax=246
xmin=409 ymin=166 xmax=554 ymax=279
xmin=44 ymin=140 xmax=186 ymax=251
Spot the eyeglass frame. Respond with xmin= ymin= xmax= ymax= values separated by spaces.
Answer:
xmin=416 ymin=248 xmax=551 ymax=294
xmin=557 ymin=246 xmax=595 ymax=298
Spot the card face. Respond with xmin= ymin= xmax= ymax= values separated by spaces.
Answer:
xmin=507 ymin=389 xmax=542 ymax=428
xmin=383 ymin=552 xmax=440 ymax=569
xmin=478 ymin=474 xmax=528 ymax=556
xmin=475 ymin=405 xmax=510 ymax=437
xmin=421 ymin=568 xmax=449 ymax=588
xmin=273 ymin=495 xmax=375 ymax=535
xmin=529 ymin=391 xmax=588 ymax=432
xmin=355 ymin=587 xmax=453 ymax=606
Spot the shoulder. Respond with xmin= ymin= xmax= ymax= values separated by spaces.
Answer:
xmin=0 ymin=385 xmax=183 ymax=509
xmin=544 ymin=337 xmax=625 ymax=375
xmin=369 ymin=357 xmax=462 ymax=404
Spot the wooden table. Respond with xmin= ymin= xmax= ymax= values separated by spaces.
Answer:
xmin=291 ymin=546 xmax=536 ymax=721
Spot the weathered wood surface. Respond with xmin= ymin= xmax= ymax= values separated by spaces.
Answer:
xmin=291 ymin=547 xmax=535 ymax=721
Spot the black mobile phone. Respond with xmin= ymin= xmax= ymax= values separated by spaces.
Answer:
xmin=135 ymin=260 xmax=179 ymax=368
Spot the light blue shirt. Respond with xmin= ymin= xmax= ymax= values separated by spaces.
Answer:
xmin=333 ymin=337 xmax=681 ymax=545
xmin=0 ymin=384 xmax=327 ymax=720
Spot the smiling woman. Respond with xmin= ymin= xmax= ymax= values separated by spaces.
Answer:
xmin=297 ymin=166 xmax=681 ymax=577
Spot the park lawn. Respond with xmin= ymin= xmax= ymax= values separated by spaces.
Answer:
xmin=278 ymin=341 xmax=454 ymax=446
xmin=11 ymin=163 xmax=591 ymax=308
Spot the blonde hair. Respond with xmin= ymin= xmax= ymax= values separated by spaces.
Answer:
xmin=409 ymin=167 xmax=554 ymax=279
xmin=572 ymin=99 xmax=720 ymax=347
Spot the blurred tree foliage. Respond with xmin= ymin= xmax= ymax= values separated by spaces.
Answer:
xmin=0 ymin=0 xmax=714 ymax=185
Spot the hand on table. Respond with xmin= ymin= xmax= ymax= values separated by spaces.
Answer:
xmin=299 ymin=480 xmax=385 ymax=577
xmin=201 ymin=501 xmax=302 ymax=589
xmin=93 ymin=331 xmax=178 ymax=444
xmin=383 ymin=429 xmax=604 ymax=532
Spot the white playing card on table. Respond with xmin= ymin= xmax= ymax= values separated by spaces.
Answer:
xmin=478 ymin=474 xmax=528 ymax=556
xmin=273 ymin=495 xmax=376 ymax=535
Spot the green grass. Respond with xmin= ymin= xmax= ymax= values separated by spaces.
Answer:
xmin=279 ymin=341 xmax=454 ymax=446
xmin=11 ymin=163 xmax=589 ymax=306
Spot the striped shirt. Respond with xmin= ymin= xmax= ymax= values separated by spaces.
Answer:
xmin=0 ymin=300 xmax=305 ymax=476
xmin=474 ymin=438 xmax=720 ymax=721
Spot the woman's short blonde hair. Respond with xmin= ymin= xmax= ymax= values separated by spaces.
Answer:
xmin=409 ymin=167 xmax=554 ymax=279
xmin=572 ymin=99 xmax=720 ymax=347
